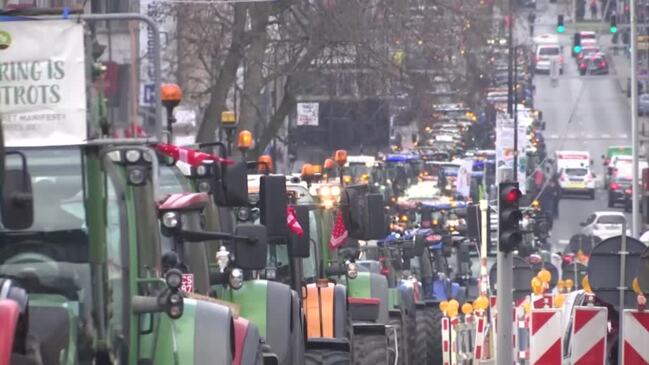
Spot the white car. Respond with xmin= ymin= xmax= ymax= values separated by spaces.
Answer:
xmin=535 ymin=44 xmax=564 ymax=74
xmin=558 ymin=167 xmax=596 ymax=199
xmin=580 ymin=211 xmax=630 ymax=240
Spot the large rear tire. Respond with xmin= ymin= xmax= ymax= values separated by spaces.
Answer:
xmin=427 ymin=309 xmax=444 ymax=365
xmin=413 ymin=307 xmax=431 ymax=365
xmin=353 ymin=331 xmax=389 ymax=365
xmin=306 ymin=349 xmax=352 ymax=365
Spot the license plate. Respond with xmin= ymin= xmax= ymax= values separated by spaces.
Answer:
xmin=569 ymin=182 xmax=585 ymax=188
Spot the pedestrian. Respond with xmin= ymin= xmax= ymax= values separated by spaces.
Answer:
xmin=548 ymin=180 xmax=561 ymax=218
xmin=528 ymin=12 xmax=536 ymax=36
xmin=590 ymin=0 xmax=598 ymax=19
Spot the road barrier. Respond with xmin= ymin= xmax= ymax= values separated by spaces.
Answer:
xmin=442 ymin=316 xmax=452 ymax=365
xmin=529 ymin=309 xmax=562 ymax=365
xmin=473 ymin=316 xmax=487 ymax=360
xmin=570 ymin=306 xmax=607 ymax=365
xmin=622 ymin=309 xmax=649 ymax=364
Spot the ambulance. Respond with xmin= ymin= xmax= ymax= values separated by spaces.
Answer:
xmin=555 ymin=150 xmax=596 ymax=199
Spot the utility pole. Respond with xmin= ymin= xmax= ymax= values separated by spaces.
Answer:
xmin=497 ymin=1 xmax=515 ymax=364
xmin=632 ymin=0 xmax=640 ymax=236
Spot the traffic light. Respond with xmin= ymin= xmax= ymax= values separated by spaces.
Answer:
xmin=573 ymin=32 xmax=582 ymax=54
xmin=557 ymin=15 xmax=565 ymax=33
xmin=610 ymin=15 xmax=618 ymax=33
xmin=498 ymin=182 xmax=522 ymax=253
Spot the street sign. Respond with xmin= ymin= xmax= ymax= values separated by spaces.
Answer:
xmin=562 ymin=262 xmax=588 ymax=289
xmin=489 ymin=256 xmax=535 ymax=301
xmin=566 ymin=234 xmax=602 ymax=256
xmin=588 ymin=236 xmax=646 ymax=308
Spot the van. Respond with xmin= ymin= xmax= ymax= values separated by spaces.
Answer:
xmin=534 ymin=44 xmax=564 ymax=74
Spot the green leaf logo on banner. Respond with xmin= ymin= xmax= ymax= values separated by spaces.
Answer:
xmin=0 ymin=31 xmax=12 ymax=50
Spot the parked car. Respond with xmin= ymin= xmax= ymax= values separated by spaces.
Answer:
xmin=580 ymin=211 xmax=630 ymax=240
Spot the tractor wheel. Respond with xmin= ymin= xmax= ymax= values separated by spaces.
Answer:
xmin=427 ymin=309 xmax=444 ymax=365
xmin=306 ymin=349 xmax=352 ymax=365
xmin=413 ymin=307 xmax=431 ymax=365
xmin=388 ymin=313 xmax=405 ymax=365
xmin=353 ymin=331 xmax=389 ymax=365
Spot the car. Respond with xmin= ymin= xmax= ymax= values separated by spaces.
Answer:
xmin=580 ymin=211 xmax=630 ymax=240
xmin=576 ymin=46 xmax=600 ymax=63
xmin=534 ymin=44 xmax=563 ymax=74
xmin=579 ymin=53 xmax=609 ymax=75
xmin=558 ymin=166 xmax=596 ymax=199
xmin=639 ymin=93 xmax=649 ymax=115
xmin=607 ymin=175 xmax=632 ymax=207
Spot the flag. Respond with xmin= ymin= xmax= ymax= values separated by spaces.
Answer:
xmin=329 ymin=208 xmax=348 ymax=249
xmin=287 ymin=206 xmax=304 ymax=237
xmin=155 ymin=143 xmax=233 ymax=166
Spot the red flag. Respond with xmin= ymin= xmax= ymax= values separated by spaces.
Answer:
xmin=287 ymin=206 xmax=304 ymax=237
xmin=329 ymin=208 xmax=348 ymax=250
xmin=155 ymin=143 xmax=233 ymax=166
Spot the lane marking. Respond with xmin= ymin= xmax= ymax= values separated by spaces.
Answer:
xmin=619 ymin=134 xmax=629 ymax=139
xmin=601 ymin=133 xmax=611 ymax=138
xmin=559 ymin=240 xmax=569 ymax=245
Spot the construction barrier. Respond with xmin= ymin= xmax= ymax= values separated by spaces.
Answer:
xmin=529 ymin=308 xmax=562 ymax=365
xmin=442 ymin=316 xmax=451 ymax=365
xmin=570 ymin=306 xmax=607 ymax=365
xmin=622 ymin=309 xmax=649 ymax=364
xmin=531 ymin=293 xmax=553 ymax=309
xmin=473 ymin=315 xmax=487 ymax=360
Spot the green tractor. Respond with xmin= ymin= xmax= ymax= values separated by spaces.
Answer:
xmin=0 ymin=13 xmax=249 ymax=365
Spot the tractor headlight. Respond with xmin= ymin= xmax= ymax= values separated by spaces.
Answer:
xmin=127 ymin=167 xmax=147 ymax=186
xmin=167 ymin=292 xmax=184 ymax=319
xmin=346 ymin=261 xmax=358 ymax=279
xmin=229 ymin=268 xmax=244 ymax=290
xmin=125 ymin=149 xmax=142 ymax=163
xmin=196 ymin=165 xmax=208 ymax=177
xmin=197 ymin=181 xmax=211 ymax=193
xmin=237 ymin=207 xmax=251 ymax=222
xmin=330 ymin=186 xmax=341 ymax=197
xmin=162 ymin=212 xmax=180 ymax=229
xmin=165 ymin=269 xmax=183 ymax=289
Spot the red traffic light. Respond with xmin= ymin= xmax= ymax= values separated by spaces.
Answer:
xmin=502 ymin=187 xmax=522 ymax=204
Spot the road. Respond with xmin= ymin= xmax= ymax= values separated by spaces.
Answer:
xmin=524 ymin=0 xmax=633 ymax=249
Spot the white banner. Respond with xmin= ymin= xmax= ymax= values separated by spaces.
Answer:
xmin=297 ymin=102 xmax=319 ymax=126
xmin=495 ymin=113 xmax=527 ymax=193
xmin=0 ymin=20 xmax=87 ymax=147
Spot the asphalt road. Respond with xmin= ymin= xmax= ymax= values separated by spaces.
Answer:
xmin=525 ymin=0 xmax=633 ymax=250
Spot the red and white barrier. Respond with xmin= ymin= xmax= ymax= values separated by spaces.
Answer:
xmin=531 ymin=293 xmax=553 ymax=309
xmin=622 ymin=309 xmax=649 ymax=365
xmin=570 ymin=306 xmax=607 ymax=365
xmin=473 ymin=315 xmax=487 ymax=360
xmin=529 ymin=309 xmax=562 ymax=365
xmin=442 ymin=316 xmax=451 ymax=365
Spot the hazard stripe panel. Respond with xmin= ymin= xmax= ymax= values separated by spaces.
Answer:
xmin=622 ymin=310 xmax=649 ymax=365
xmin=571 ymin=306 xmax=607 ymax=365
xmin=530 ymin=309 xmax=562 ymax=365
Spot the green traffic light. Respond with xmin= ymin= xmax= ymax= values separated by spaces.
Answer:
xmin=610 ymin=26 xmax=618 ymax=33
xmin=557 ymin=25 xmax=565 ymax=33
xmin=573 ymin=45 xmax=582 ymax=53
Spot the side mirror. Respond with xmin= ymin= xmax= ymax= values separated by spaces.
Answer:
xmin=214 ymin=160 xmax=248 ymax=207
xmin=2 ymin=168 xmax=33 ymax=230
xmin=259 ymin=175 xmax=288 ymax=242
xmin=234 ymin=224 xmax=268 ymax=270
xmin=579 ymin=222 xmax=587 ymax=227
xmin=288 ymin=205 xmax=310 ymax=258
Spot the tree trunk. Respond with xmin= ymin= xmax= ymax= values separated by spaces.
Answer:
xmin=195 ymin=4 xmax=247 ymax=144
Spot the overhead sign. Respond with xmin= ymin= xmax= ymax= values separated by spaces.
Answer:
xmin=296 ymin=102 xmax=319 ymax=126
xmin=0 ymin=20 xmax=87 ymax=147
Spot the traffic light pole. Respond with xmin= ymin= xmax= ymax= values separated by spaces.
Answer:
xmin=631 ymin=0 xmax=640 ymax=237
xmin=497 ymin=0 xmax=516 ymax=362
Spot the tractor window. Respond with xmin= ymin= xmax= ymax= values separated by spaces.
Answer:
xmin=302 ymin=211 xmax=320 ymax=281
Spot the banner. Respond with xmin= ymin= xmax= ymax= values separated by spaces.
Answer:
xmin=0 ymin=20 xmax=87 ymax=147
xmin=495 ymin=113 xmax=527 ymax=193
xmin=297 ymin=102 xmax=319 ymax=126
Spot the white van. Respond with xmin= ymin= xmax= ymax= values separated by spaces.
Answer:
xmin=535 ymin=44 xmax=564 ymax=74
